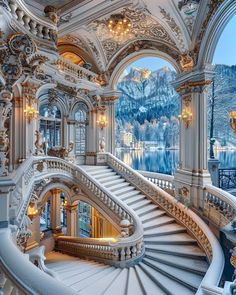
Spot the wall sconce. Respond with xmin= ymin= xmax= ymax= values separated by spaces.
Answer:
xmin=24 ymin=105 xmax=39 ymax=123
xmin=27 ymin=202 xmax=38 ymax=220
xmin=178 ymin=108 xmax=193 ymax=128
xmin=97 ymin=114 xmax=108 ymax=130
xmin=230 ymin=111 xmax=236 ymax=133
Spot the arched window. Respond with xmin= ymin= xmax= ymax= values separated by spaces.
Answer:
xmin=74 ymin=106 xmax=87 ymax=155
xmin=39 ymin=103 xmax=62 ymax=149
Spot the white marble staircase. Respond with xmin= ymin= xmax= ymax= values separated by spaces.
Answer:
xmin=45 ymin=165 xmax=209 ymax=295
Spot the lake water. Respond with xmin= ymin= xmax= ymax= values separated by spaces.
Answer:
xmin=116 ymin=149 xmax=236 ymax=175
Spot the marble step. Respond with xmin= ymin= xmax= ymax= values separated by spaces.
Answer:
xmin=120 ymin=190 xmax=141 ymax=200
xmin=103 ymin=268 xmax=129 ymax=295
xmin=140 ymin=210 xmax=166 ymax=223
xmin=135 ymin=265 xmax=167 ymax=295
xmin=113 ymin=185 xmax=136 ymax=195
xmin=126 ymin=267 xmax=145 ymax=295
xmin=145 ymin=251 xmax=208 ymax=275
xmin=145 ymin=244 xmax=206 ymax=260
xmin=91 ymin=170 xmax=115 ymax=177
xmin=135 ymin=204 xmax=158 ymax=217
xmin=144 ymin=233 xmax=197 ymax=245
xmin=143 ymin=258 xmax=202 ymax=291
xmin=109 ymin=182 xmax=131 ymax=191
xmin=103 ymin=178 xmax=125 ymax=187
xmin=79 ymin=268 xmax=122 ymax=295
xmin=63 ymin=265 xmax=109 ymax=287
xmin=125 ymin=194 xmax=147 ymax=206
xmin=70 ymin=266 xmax=115 ymax=291
xmin=143 ymin=215 xmax=175 ymax=230
xmin=144 ymin=223 xmax=186 ymax=238
xmin=140 ymin=262 xmax=195 ymax=295
xmin=82 ymin=165 xmax=109 ymax=172
xmin=129 ymin=199 xmax=152 ymax=211
xmin=95 ymin=172 xmax=118 ymax=180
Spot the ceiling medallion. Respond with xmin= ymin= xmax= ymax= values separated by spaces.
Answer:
xmin=178 ymin=0 xmax=200 ymax=16
xmin=108 ymin=14 xmax=132 ymax=37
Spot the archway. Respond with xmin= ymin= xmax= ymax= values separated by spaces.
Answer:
xmin=207 ymin=13 xmax=236 ymax=189
xmin=114 ymin=56 xmax=180 ymax=175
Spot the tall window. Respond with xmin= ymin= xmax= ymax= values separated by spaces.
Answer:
xmin=75 ymin=108 xmax=86 ymax=155
xmin=40 ymin=197 xmax=51 ymax=231
xmin=39 ymin=104 xmax=62 ymax=148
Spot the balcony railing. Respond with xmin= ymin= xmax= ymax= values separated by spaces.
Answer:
xmin=219 ymin=168 xmax=236 ymax=190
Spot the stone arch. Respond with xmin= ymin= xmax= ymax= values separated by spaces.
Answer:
xmin=106 ymin=39 xmax=181 ymax=90
xmin=197 ymin=0 xmax=236 ymax=68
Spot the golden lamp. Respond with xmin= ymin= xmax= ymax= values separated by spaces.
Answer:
xmin=27 ymin=203 xmax=38 ymax=220
xmin=230 ymin=111 xmax=236 ymax=133
xmin=24 ymin=105 xmax=39 ymax=123
xmin=97 ymin=114 xmax=108 ymax=130
xmin=178 ymin=108 xmax=193 ymax=128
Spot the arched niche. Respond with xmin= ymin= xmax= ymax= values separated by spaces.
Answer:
xmin=197 ymin=0 xmax=236 ymax=68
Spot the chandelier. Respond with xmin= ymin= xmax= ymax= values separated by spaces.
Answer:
xmin=108 ymin=14 xmax=132 ymax=37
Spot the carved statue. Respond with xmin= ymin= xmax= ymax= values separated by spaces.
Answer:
xmin=34 ymin=130 xmax=44 ymax=156
xmin=180 ymin=52 xmax=194 ymax=72
xmin=47 ymin=141 xmax=74 ymax=159
xmin=99 ymin=137 xmax=105 ymax=153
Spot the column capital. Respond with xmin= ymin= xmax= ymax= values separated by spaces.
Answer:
xmin=173 ymin=68 xmax=215 ymax=94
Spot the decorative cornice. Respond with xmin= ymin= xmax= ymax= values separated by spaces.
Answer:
xmin=176 ymin=79 xmax=211 ymax=93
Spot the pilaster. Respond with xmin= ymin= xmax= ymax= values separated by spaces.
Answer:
xmin=173 ymin=69 xmax=214 ymax=209
xmin=66 ymin=204 xmax=78 ymax=236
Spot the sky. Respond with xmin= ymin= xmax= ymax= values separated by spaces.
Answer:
xmin=123 ymin=14 xmax=236 ymax=74
xmin=213 ymin=14 xmax=236 ymax=65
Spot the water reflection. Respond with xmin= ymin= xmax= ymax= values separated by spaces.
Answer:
xmin=116 ymin=149 xmax=236 ymax=175
xmin=116 ymin=149 xmax=179 ymax=175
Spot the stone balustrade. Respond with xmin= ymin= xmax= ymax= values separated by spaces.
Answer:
xmin=138 ymin=170 xmax=175 ymax=195
xmin=0 ymin=228 xmax=77 ymax=295
xmin=102 ymin=153 xmax=224 ymax=295
xmin=1 ymin=0 xmax=57 ymax=45
xmin=56 ymin=57 xmax=98 ymax=82
xmin=203 ymin=184 xmax=236 ymax=227
xmin=55 ymin=235 xmax=144 ymax=268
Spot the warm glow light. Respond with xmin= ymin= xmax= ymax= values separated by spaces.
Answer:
xmin=178 ymin=108 xmax=193 ymax=128
xmin=107 ymin=14 xmax=132 ymax=37
xmin=98 ymin=237 xmax=117 ymax=243
xmin=97 ymin=115 xmax=108 ymax=129
xmin=229 ymin=111 xmax=236 ymax=133
xmin=24 ymin=105 xmax=39 ymax=123
xmin=27 ymin=204 xmax=38 ymax=220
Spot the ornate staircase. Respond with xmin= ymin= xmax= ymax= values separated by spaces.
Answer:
xmin=45 ymin=165 xmax=209 ymax=295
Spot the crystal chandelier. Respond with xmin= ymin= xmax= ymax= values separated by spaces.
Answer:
xmin=108 ymin=14 xmax=132 ymax=37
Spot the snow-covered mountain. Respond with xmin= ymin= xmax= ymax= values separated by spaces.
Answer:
xmin=115 ymin=65 xmax=236 ymax=148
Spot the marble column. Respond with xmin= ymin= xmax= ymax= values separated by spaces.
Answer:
xmin=66 ymin=204 xmax=78 ymax=236
xmin=173 ymin=69 xmax=214 ymax=209
xmin=50 ymin=189 xmax=62 ymax=234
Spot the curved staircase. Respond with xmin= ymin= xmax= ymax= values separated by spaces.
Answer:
xmin=45 ymin=165 xmax=209 ymax=295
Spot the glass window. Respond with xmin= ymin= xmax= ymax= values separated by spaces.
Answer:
xmin=39 ymin=103 xmax=62 ymax=149
xmin=78 ymin=201 xmax=91 ymax=237
xmin=40 ymin=197 xmax=51 ymax=231
xmin=75 ymin=108 xmax=86 ymax=155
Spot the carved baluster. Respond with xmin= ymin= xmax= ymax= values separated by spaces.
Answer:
xmin=23 ymin=15 xmax=31 ymax=30
xmin=120 ymin=247 xmax=125 ymax=261
xmin=36 ymin=24 xmax=44 ymax=38
xmin=15 ymin=9 xmax=24 ymax=25
xmin=9 ymin=1 xmax=18 ymax=18
xmin=132 ymin=245 xmax=137 ymax=257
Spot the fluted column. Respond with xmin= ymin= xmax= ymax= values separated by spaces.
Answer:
xmin=173 ymin=69 xmax=213 ymax=209
xmin=50 ymin=189 xmax=62 ymax=234
xmin=66 ymin=204 xmax=78 ymax=236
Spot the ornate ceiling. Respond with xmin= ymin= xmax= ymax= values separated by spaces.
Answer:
xmin=55 ymin=0 xmax=223 ymax=74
